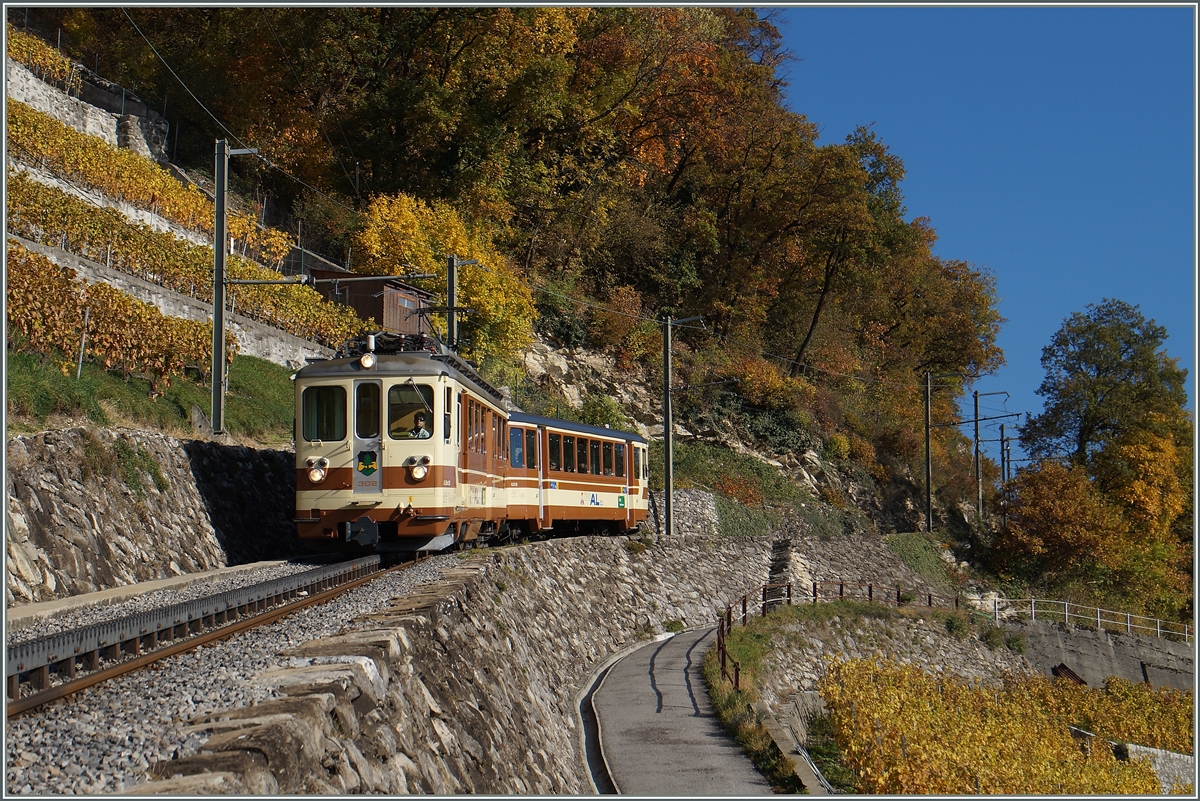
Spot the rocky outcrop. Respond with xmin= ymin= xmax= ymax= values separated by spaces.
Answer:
xmin=135 ymin=533 xmax=777 ymax=794
xmin=5 ymin=428 xmax=301 ymax=606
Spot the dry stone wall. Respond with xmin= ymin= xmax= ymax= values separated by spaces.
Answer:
xmin=5 ymin=428 xmax=301 ymax=606
xmin=134 ymin=534 xmax=777 ymax=794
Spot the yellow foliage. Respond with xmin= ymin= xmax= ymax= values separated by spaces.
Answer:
xmin=353 ymin=193 xmax=533 ymax=359
xmin=819 ymin=659 xmax=1178 ymax=795
xmin=7 ymin=243 xmax=235 ymax=393
xmin=7 ymin=101 xmax=291 ymax=265
xmin=7 ymin=171 xmax=366 ymax=348
xmin=731 ymin=355 xmax=814 ymax=410
xmin=6 ymin=24 xmax=81 ymax=93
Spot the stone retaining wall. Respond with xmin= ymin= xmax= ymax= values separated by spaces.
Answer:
xmin=5 ymin=428 xmax=301 ymax=606
xmin=132 ymin=534 xmax=777 ymax=794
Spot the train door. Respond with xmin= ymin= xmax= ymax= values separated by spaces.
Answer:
xmin=535 ymin=426 xmax=545 ymax=527
xmin=352 ymin=379 xmax=383 ymax=495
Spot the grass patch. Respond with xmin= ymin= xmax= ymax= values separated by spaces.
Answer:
xmin=713 ymin=494 xmax=779 ymax=538
xmin=664 ymin=619 xmax=685 ymax=633
xmin=885 ymin=532 xmax=955 ymax=594
xmin=648 ymin=439 xmax=812 ymax=507
xmin=6 ymin=349 xmax=295 ymax=445
xmin=803 ymin=714 xmax=858 ymax=792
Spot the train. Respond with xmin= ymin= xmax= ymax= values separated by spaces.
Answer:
xmin=293 ymin=331 xmax=650 ymax=552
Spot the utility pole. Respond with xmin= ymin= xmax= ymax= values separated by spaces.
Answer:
xmin=444 ymin=254 xmax=476 ymax=352
xmin=211 ymin=139 xmax=257 ymax=435
xmin=973 ymin=390 xmax=1011 ymax=536
xmin=661 ymin=315 xmax=701 ymax=540
xmin=447 ymin=254 xmax=457 ymax=349
xmin=925 ymin=372 xmax=932 ymax=533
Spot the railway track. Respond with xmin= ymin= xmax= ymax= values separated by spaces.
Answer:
xmin=6 ymin=555 xmax=415 ymax=718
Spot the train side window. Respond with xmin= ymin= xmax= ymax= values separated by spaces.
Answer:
xmin=549 ymin=434 xmax=561 ymax=471
xmin=576 ymin=438 xmax=588 ymax=474
xmin=563 ymin=436 xmax=575 ymax=472
xmin=302 ymin=386 xmax=346 ymax=441
xmin=615 ymin=443 xmax=625 ymax=477
xmin=591 ymin=441 xmax=601 ymax=475
xmin=643 ymin=447 xmax=649 ymax=480
xmin=526 ymin=430 xmax=538 ymax=470
xmin=444 ymin=387 xmax=452 ymax=441
xmin=387 ymin=383 xmax=434 ymax=439
xmin=632 ymin=447 xmax=640 ymax=481
xmin=604 ymin=442 xmax=614 ymax=476
xmin=510 ymin=427 xmax=524 ymax=468
xmin=356 ymin=383 xmax=381 ymax=439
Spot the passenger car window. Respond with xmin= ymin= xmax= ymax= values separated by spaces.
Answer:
xmin=603 ymin=442 xmax=614 ymax=476
xmin=302 ymin=386 xmax=346 ymax=441
xmin=526 ymin=430 xmax=538 ymax=470
xmin=510 ymin=428 xmax=524 ymax=468
xmin=590 ymin=441 xmax=601 ymax=475
xmin=564 ymin=436 xmax=576 ymax=472
xmin=615 ymin=443 xmax=625 ymax=477
xmin=549 ymin=434 xmax=561 ymax=470
xmin=577 ymin=438 xmax=588 ymax=474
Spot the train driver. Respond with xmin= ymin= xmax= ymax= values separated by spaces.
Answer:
xmin=409 ymin=413 xmax=432 ymax=439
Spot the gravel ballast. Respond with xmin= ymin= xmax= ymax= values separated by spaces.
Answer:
xmin=5 ymin=555 xmax=457 ymax=795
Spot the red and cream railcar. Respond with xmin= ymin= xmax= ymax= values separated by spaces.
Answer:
xmin=293 ymin=333 xmax=648 ymax=552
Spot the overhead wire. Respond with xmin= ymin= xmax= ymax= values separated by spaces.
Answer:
xmin=259 ymin=9 xmax=361 ymax=199
xmin=123 ymin=6 xmax=363 ymax=222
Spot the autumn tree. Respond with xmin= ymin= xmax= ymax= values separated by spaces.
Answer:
xmin=1020 ymin=299 xmax=1188 ymax=465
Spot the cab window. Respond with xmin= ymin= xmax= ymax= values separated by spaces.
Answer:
xmin=302 ymin=386 xmax=346 ymax=441
xmin=388 ymin=383 xmax=434 ymax=439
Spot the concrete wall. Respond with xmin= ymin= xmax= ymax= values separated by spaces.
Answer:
xmin=132 ymin=533 xmax=776 ymax=794
xmin=1006 ymin=618 xmax=1194 ymax=691
xmin=12 ymin=236 xmax=332 ymax=370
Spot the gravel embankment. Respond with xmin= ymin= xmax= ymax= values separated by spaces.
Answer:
xmin=5 ymin=554 xmax=457 ymax=795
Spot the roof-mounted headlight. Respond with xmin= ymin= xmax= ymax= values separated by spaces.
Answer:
xmin=360 ymin=352 xmax=376 ymax=369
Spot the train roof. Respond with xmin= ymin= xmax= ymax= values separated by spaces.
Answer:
xmin=296 ymin=347 xmax=505 ymax=404
xmin=508 ymin=412 xmax=648 ymax=443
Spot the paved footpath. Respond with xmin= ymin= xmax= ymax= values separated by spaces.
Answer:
xmin=592 ymin=628 xmax=774 ymax=796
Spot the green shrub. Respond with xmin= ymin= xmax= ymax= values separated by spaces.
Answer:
xmin=823 ymin=432 xmax=851 ymax=460
xmin=624 ymin=540 xmax=648 ymax=556
xmin=664 ymin=619 xmax=685 ymax=633
xmin=943 ymin=614 xmax=968 ymax=637
xmin=1004 ymin=631 xmax=1026 ymax=653
xmin=979 ymin=626 xmax=1005 ymax=650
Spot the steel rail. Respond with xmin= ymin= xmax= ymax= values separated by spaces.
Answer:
xmin=6 ymin=558 xmax=413 ymax=718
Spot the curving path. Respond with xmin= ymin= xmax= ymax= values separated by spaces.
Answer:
xmin=592 ymin=628 xmax=773 ymax=796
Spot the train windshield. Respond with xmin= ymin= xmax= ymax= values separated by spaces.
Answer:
xmin=388 ymin=383 xmax=435 ymax=440
xmin=301 ymin=386 xmax=347 ymax=441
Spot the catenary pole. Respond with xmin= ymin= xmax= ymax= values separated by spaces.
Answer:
xmin=663 ymin=316 xmax=673 ymax=540
xmin=212 ymin=139 xmax=228 ymax=434
xmin=925 ymin=372 xmax=932 ymax=533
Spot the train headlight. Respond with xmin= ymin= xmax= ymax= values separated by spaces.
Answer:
xmin=359 ymin=352 xmax=376 ymax=370
xmin=305 ymin=457 xmax=330 ymax=484
xmin=410 ymin=464 xmax=428 ymax=481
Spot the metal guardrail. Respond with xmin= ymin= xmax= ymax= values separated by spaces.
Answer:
xmin=6 ymin=556 xmax=380 ymax=694
xmin=1003 ymin=598 xmax=1191 ymax=644
xmin=713 ymin=579 xmax=1192 ymax=693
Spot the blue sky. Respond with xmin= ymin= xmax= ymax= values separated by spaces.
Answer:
xmin=774 ymin=5 xmax=1195 ymax=467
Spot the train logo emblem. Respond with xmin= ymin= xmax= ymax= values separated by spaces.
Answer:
xmin=356 ymin=451 xmax=378 ymax=476
xmin=580 ymin=492 xmax=602 ymax=506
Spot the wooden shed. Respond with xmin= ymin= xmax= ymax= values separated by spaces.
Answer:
xmin=309 ymin=269 xmax=434 ymax=335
